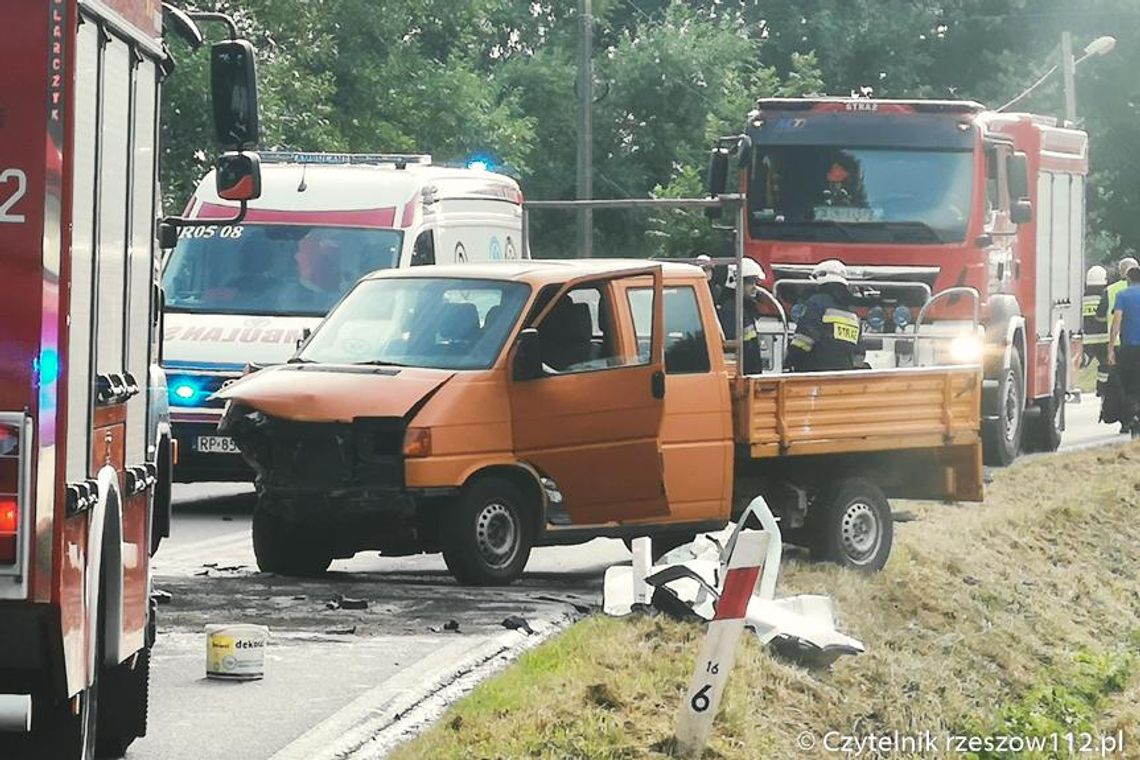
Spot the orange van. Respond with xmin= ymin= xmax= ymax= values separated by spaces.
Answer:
xmin=217 ymin=260 xmax=982 ymax=584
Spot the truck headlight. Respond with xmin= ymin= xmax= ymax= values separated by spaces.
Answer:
xmin=948 ymin=334 xmax=984 ymax=363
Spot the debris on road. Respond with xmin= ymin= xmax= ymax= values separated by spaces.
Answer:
xmin=325 ymin=594 xmax=369 ymax=611
xmin=501 ymin=615 xmax=535 ymax=635
xmin=602 ymin=497 xmax=864 ymax=666
xmin=152 ymin=588 xmax=173 ymax=605
xmin=325 ymin=625 xmax=357 ymax=636
xmin=429 ymin=619 xmax=462 ymax=633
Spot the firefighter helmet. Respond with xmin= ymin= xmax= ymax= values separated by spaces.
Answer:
xmin=811 ymin=259 xmax=849 ymax=286
xmin=1086 ymin=265 xmax=1108 ymax=288
xmin=1120 ymin=257 xmax=1139 ymax=278
xmin=725 ymin=258 xmax=765 ymax=289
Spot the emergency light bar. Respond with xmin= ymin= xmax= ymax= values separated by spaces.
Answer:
xmin=754 ymin=98 xmax=985 ymax=114
xmin=258 ymin=152 xmax=432 ymax=167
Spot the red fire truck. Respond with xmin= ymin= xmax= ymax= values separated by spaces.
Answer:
xmin=709 ymin=98 xmax=1087 ymax=466
xmin=0 ymin=2 xmax=260 ymax=757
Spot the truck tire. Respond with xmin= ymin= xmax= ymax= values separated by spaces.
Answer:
xmin=983 ymin=350 xmax=1025 ymax=467
xmin=252 ymin=504 xmax=333 ymax=576
xmin=808 ymin=478 xmax=893 ymax=572
xmin=441 ymin=478 xmax=533 ymax=586
xmin=95 ymin=646 xmax=149 ymax=757
xmin=1023 ymin=351 xmax=1065 ymax=453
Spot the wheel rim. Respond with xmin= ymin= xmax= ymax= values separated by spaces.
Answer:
xmin=1003 ymin=367 xmax=1021 ymax=442
xmin=474 ymin=502 xmax=519 ymax=569
xmin=840 ymin=501 xmax=881 ymax=564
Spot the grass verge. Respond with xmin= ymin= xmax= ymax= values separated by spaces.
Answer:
xmin=391 ymin=443 xmax=1140 ymax=759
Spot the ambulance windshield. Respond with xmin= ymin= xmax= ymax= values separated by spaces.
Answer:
xmin=162 ymin=224 xmax=403 ymax=317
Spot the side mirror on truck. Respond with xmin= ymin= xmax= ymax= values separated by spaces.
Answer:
xmin=211 ymin=39 xmax=260 ymax=150
xmin=216 ymin=152 xmax=261 ymax=201
xmin=512 ymin=328 xmax=543 ymax=381
xmin=1007 ymin=151 xmax=1031 ymax=224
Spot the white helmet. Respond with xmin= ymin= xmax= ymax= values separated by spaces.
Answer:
xmin=811 ymin=259 xmax=849 ymax=286
xmin=1086 ymin=265 xmax=1108 ymax=288
xmin=1120 ymin=257 xmax=1140 ymax=278
xmin=724 ymin=258 xmax=765 ymax=289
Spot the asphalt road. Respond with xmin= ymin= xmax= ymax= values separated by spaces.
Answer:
xmin=127 ymin=396 xmax=1124 ymax=760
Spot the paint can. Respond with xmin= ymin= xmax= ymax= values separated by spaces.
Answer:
xmin=205 ymin=624 xmax=269 ymax=681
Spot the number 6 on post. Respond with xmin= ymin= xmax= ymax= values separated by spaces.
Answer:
xmin=672 ymin=531 xmax=769 ymax=758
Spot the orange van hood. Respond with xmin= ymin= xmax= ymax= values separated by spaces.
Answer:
xmin=214 ymin=365 xmax=455 ymax=423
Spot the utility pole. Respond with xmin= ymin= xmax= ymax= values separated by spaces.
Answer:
xmin=576 ymin=0 xmax=593 ymax=258
xmin=1061 ymin=31 xmax=1077 ymax=126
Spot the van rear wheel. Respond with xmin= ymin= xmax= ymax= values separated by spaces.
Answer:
xmin=441 ymin=478 xmax=533 ymax=586
xmin=808 ymin=478 xmax=892 ymax=572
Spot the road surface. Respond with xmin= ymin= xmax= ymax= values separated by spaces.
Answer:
xmin=128 ymin=396 xmax=1124 ymax=759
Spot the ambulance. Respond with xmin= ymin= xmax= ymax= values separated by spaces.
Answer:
xmin=160 ymin=153 xmax=526 ymax=482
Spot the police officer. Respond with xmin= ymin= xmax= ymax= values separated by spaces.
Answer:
xmin=716 ymin=258 xmax=765 ymax=375
xmin=1083 ymin=265 xmax=1110 ymax=389
xmin=786 ymin=259 xmax=862 ymax=372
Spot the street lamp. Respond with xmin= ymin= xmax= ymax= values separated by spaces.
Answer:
xmin=997 ymin=34 xmax=1116 ymax=120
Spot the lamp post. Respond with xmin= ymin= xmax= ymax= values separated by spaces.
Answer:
xmin=998 ymin=34 xmax=1116 ymax=122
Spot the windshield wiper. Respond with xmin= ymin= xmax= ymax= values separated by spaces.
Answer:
xmin=352 ymin=360 xmax=410 ymax=368
xmin=286 ymin=356 xmax=314 ymax=364
xmin=754 ymin=220 xmax=857 ymax=241
xmin=873 ymin=221 xmax=946 ymax=244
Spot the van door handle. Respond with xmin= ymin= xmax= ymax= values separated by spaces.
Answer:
xmin=651 ymin=370 xmax=666 ymax=399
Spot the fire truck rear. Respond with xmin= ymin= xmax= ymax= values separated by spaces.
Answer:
xmin=711 ymin=98 xmax=1087 ymax=466
xmin=0 ymin=2 xmax=260 ymax=757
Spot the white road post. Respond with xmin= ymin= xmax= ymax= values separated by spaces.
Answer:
xmin=672 ymin=531 xmax=769 ymax=758
xmin=631 ymin=536 xmax=652 ymax=606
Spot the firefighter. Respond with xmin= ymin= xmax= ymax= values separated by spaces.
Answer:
xmin=716 ymin=257 xmax=765 ymax=374
xmin=786 ymin=259 xmax=863 ymax=372
xmin=1107 ymin=263 xmax=1140 ymax=436
xmin=1083 ymin=264 xmax=1110 ymax=389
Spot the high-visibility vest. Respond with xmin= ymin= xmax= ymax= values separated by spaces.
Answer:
xmin=1107 ymin=280 xmax=1129 ymax=346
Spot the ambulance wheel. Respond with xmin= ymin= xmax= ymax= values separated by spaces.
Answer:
xmin=441 ymin=478 xmax=533 ymax=586
xmin=1024 ymin=351 xmax=1065 ymax=453
xmin=808 ymin=478 xmax=892 ymax=572
xmin=983 ymin=351 xmax=1025 ymax=467
xmin=252 ymin=505 xmax=332 ymax=576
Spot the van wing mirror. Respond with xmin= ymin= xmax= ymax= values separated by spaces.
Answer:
xmin=512 ymin=328 xmax=543 ymax=381
xmin=1007 ymin=151 xmax=1030 ymax=200
xmin=216 ymin=151 xmax=262 ymax=201
xmin=211 ymin=39 xmax=260 ymax=150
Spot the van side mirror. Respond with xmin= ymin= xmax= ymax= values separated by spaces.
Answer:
xmin=295 ymin=327 xmax=312 ymax=352
xmin=215 ymin=151 xmax=261 ymax=201
xmin=211 ymin=39 xmax=260 ymax=150
xmin=1007 ymin=151 xmax=1030 ymax=201
xmin=1011 ymin=199 xmax=1033 ymax=225
xmin=512 ymin=328 xmax=543 ymax=381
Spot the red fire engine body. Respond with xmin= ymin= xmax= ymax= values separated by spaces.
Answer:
xmin=733 ymin=98 xmax=1087 ymax=465
xmin=0 ymin=1 xmax=192 ymax=756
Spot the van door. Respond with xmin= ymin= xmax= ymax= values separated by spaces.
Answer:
xmin=509 ymin=267 xmax=667 ymax=524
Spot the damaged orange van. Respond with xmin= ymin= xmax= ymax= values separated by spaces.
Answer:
xmin=217 ymin=259 xmax=982 ymax=584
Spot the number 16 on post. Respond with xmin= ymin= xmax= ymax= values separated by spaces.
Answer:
xmin=672 ymin=531 xmax=769 ymax=758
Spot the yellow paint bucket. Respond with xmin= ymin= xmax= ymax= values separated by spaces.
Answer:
xmin=205 ymin=624 xmax=269 ymax=681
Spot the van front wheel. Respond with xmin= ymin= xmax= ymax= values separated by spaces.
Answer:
xmin=441 ymin=478 xmax=533 ymax=586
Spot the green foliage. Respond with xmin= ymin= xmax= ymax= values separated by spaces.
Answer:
xmin=160 ymin=0 xmax=1139 ymax=262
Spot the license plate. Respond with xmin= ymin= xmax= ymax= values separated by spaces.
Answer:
xmin=195 ymin=436 xmax=240 ymax=454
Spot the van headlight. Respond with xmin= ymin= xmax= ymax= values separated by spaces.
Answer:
xmin=948 ymin=334 xmax=984 ymax=363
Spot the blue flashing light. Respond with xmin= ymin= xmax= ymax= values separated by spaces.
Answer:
xmin=36 ymin=348 xmax=60 ymax=385
xmin=169 ymin=378 xmax=203 ymax=407
xmin=466 ymin=159 xmax=490 ymax=172
xmin=893 ymin=305 xmax=913 ymax=329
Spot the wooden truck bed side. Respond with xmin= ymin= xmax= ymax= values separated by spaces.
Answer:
xmin=732 ymin=366 xmax=984 ymax=503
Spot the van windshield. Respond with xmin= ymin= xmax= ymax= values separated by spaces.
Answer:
xmin=299 ymin=277 xmax=530 ymax=370
xmin=162 ymin=224 xmax=403 ymax=317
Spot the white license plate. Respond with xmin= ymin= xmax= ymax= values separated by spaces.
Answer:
xmin=195 ymin=436 xmax=240 ymax=454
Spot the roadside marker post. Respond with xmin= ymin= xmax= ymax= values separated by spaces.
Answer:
xmin=671 ymin=531 xmax=769 ymax=758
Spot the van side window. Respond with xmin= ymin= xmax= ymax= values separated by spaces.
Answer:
xmin=411 ymin=231 xmax=435 ymax=266
xmin=627 ymin=286 xmax=710 ymax=374
xmin=538 ymin=284 xmax=632 ymax=373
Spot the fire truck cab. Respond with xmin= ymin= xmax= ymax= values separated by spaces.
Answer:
xmin=712 ymin=98 xmax=1087 ymax=466
xmin=0 ymin=2 xmax=260 ymax=757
